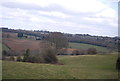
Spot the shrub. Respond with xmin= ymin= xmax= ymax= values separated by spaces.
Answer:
xmin=9 ymin=56 xmax=15 ymax=61
xmin=29 ymin=50 xmax=45 ymax=63
xmin=42 ymin=48 xmax=58 ymax=64
xmin=23 ymin=49 xmax=30 ymax=62
xmin=72 ymin=50 xmax=80 ymax=55
xmin=78 ymin=49 xmax=85 ymax=55
xmin=17 ymin=56 xmax=22 ymax=62
xmin=40 ymin=41 xmax=58 ymax=64
xmin=87 ymin=48 xmax=97 ymax=54
xmin=27 ymin=55 xmax=44 ymax=63
xmin=27 ymin=56 xmax=37 ymax=63
xmin=22 ymin=49 xmax=44 ymax=63
xmin=2 ymin=50 xmax=18 ymax=56
xmin=22 ymin=42 xmax=58 ymax=64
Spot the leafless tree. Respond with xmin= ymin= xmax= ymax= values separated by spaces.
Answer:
xmin=45 ymin=32 xmax=68 ymax=53
xmin=39 ymin=41 xmax=58 ymax=63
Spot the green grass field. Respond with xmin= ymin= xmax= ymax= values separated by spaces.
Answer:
xmin=2 ymin=53 xmax=118 ymax=79
xmin=69 ymin=42 xmax=113 ymax=53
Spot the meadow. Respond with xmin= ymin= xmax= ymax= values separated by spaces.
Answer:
xmin=69 ymin=42 xmax=113 ymax=53
xmin=2 ymin=53 xmax=118 ymax=79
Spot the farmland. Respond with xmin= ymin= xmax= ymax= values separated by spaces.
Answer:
xmin=2 ymin=38 xmax=113 ymax=53
xmin=2 ymin=38 xmax=41 ymax=52
xmin=2 ymin=31 xmax=119 ymax=79
xmin=3 ymin=53 xmax=118 ymax=79
xmin=69 ymin=42 xmax=114 ymax=53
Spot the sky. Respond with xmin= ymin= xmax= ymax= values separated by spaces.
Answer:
xmin=0 ymin=0 xmax=118 ymax=37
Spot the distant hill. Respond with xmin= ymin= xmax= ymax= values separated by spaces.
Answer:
xmin=1 ymin=27 xmax=119 ymax=50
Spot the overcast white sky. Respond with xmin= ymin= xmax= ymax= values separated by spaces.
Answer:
xmin=0 ymin=0 xmax=118 ymax=37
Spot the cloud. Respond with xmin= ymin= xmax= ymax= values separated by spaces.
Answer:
xmin=0 ymin=0 xmax=118 ymax=37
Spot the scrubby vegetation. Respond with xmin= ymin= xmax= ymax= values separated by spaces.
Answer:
xmin=2 ymin=50 xmax=18 ymax=56
xmin=16 ymin=56 xmax=22 ymax=62
xmin=87 ymin=48 xmax=97 ymax=54
xmin=21 ymin=42 xmax=58 ymax=64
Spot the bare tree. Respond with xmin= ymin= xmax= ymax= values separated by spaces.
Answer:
xmin=45 ymin=32 xmax=68 ymax=52
xmin=40 ymin=41 xmax=58 ymax=64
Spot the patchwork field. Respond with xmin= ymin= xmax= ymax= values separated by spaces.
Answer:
xmin=2 ymin=53 xmax=118 ymax=79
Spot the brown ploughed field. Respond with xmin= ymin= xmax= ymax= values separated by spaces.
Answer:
xmin=3 ymin=38 xmax=41 ymax=52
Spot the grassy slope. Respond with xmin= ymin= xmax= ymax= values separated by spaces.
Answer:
xmin=69 ymin=42 xmax=111 ymax=52
xmin=0 ymin=43 xmax=9 ymax=51
xmin=3 ymin=53 xmax=118 ymax=79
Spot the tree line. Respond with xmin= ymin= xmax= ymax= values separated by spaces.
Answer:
xmin=1 ymin=27 xmax=119 ymax=50
xmin=65 ymin=34 xmax=118 ymax=50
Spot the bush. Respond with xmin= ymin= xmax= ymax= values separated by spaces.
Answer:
xmin=78 ymin=49 xmax=85 ymax=55
xmin=28 ymin=50 xmax=45 ymax=63
xmin=42 ymin=48 xmax=58 ymax=64
xmin=72 ymin=50 xmax=80 ymax=55
xmin=87 ymin=48 xmax=97 ymax=54
xmin=22 ymin=42 xmax=58 ymax=64
xmin=9 ymin=56 xmax=15 ymax=61
xmin=40 ymin=41 xmax=58 ymax=64
xmin=17 ymin=56 xmax=22 ymax=62
xmin=23 ymin=49 xmax=30 ymax=62
xmin=27 ymin=55 xmax=44 ymax=63
xmin=27 ymin=56 xmax=36 ymax=63
xmin=2 ymin=50 xmax=18 ymax=56
xmin=22 ymin=49 xmax=44 ymax=63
